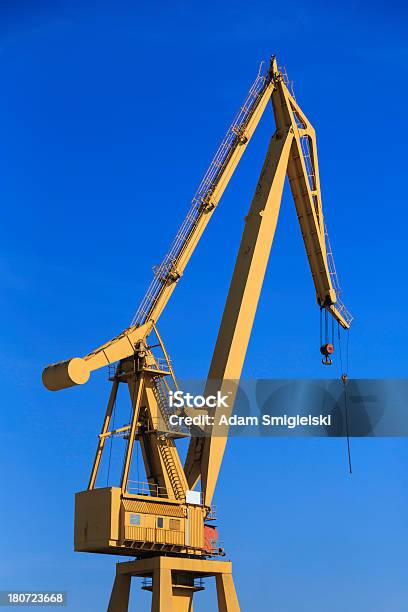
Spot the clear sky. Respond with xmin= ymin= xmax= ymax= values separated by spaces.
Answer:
xmin=1 ymin=1 xmax=407 ymax=610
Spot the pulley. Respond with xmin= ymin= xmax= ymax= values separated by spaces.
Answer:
xmin=320 ymin=342 xmax=334 ymax=365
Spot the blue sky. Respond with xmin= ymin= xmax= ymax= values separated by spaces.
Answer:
xmin=0 ymin=1 xmax=407 ymax=610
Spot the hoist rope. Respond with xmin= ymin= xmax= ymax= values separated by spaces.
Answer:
xmin=320 ymin=307 xmax=335 ymax=347
xmin=320 ymin=308 xmax=323 ymax=346
xmin=338 ymin=323 xmax=352 ymax=474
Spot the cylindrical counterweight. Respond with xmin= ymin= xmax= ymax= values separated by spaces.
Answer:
xmin=42 ymin=357 xmax=90 ymax=391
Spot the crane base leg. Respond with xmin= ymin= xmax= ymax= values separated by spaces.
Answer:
xmin=107 ymin=573 xmax=131 ymax=612
xmin=216 ymin=572 xmax=240 ymax=612
xmin=107 ymin=556 xmax=239 ymax=612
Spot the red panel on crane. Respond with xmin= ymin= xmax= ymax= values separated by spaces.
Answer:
xmin=204 ymin=524 xmax=219 ymax=553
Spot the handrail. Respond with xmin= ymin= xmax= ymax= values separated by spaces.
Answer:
xmin=131 ymin=64 xmax=271 ymax=327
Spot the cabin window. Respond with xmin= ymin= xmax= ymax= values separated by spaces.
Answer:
xmin=169 ymin=519 xmax=180 ymax=531
xmin=129 ymin=513 xmax=141 ymax=526
xmin=157 ymin=517 xmax=164 ymax=529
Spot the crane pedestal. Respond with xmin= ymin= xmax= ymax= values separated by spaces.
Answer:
xmin=107 ymin=556 xmax=239 ymax=612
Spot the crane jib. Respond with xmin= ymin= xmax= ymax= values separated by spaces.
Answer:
xmin=41 ymin=57 xmax=351 ymax=393
xmin=131 ymin=68 xmax=273 ymax=328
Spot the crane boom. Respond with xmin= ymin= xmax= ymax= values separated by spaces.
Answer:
xmin=42 ymin=64 xmax=275 ymax=391
xmin=42 ymin=57 xmax=350 ymax=396
xmin=131 ymin=64 xmax=275 ymax=329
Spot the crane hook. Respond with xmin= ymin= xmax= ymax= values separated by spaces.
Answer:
xmin=320 ymin=343 xmax=334 ymax=365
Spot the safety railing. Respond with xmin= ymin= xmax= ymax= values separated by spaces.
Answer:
xmin=324 ymin=223 xmax=353 ymax=326
xmin=126 ymin=480 xmax=171 ymax=498
xmin=145 ymin=357 xmax=171 ymax=372
xmin=206 ymin=504 xmax=217 ymax=520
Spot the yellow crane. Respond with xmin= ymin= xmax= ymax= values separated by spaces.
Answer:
xmin=43 ymin=56 xmax=352 ymax=611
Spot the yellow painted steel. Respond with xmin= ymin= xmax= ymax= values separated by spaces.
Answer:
xmin=74 ymin=485 xmax=203 ymax=557
xmin=186 ymin=126 xmax=294 ymax=503
xmin=121 ymin=499 xmax=185 ymax=517
xmin=186 ymin=62 xmax=352 ymax=507
xmin=186 ymin=505 xmax=205 ymax=549
xmin=42 ymin=60 xmax=349 ymax=395
xmin=42 ymin=79 xmax=275 ymax=392
xmin=44 ymin=56 xmax=352 ymax=612
xmin=42 ymin=322 xmax=150 ymax=390
xmin=124 ymin=525 xmax=185 ymax=546
xmin=42 ymin=356 xmax=90 ymax=390
xmin=108 ymin=557 xmax=239 ymax=612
